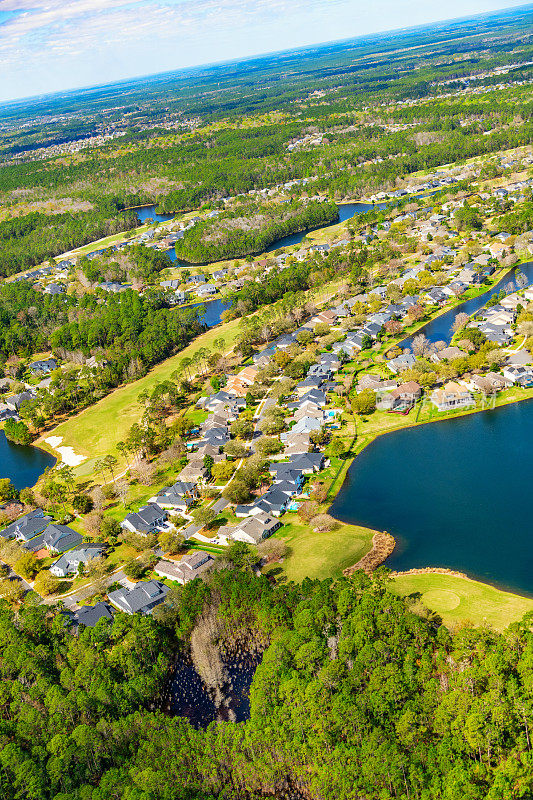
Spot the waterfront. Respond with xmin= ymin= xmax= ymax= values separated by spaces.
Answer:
xmin=329 ymin=399 xmax=533 ymax=595
xmin=0 ymin=431 xmax=56 ymax=490
xmin=401 ymin=261 xmax=533 ymax=349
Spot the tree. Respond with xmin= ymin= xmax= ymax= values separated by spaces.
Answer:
xmin=158 ymin=530 xmax=185 ymax=555
xmin=329 ymin=437 xmax=346 ymax=458
xmin=311 ymin=514 xmax=339 ymax=532
xmin=33 ymin=571 xmax=57 ymax=597
xmin=256 ymin=436 xmax=283 ymax=457
xmin=15 ymin=552 xmax=39 ymax=580
xmin=223 ymin=440 xmax=248 ymax=459
xmin=192 ymin=507 xmax=216 ymax=530
xmin=452 ymin=312 xmax=469 ymax=333
xmin=226 ymin=541 xmax=257 ymax=570
xmin=230 ymin=419 xmax=254 ymax=440
xmin=202 ymin=454 xmax=214 ymax=479
xmin=412 ymin=333 xmax=431 ymax=358
xmin=361 ymin=334 xmax=373 ymax=350
xmin=352 ymin=389 xmax=376 ymax=415
xmin=72 ymin=494 xmax=93 ymax=514
xmin=212 ymin=461 xmax=235 ymax=483
xmin=0 ymin=479 xmax=17 ymax=502
xmin=223 ymin=479 xmax=251 ymax=505
xmin=124 ymin=559 xmax=145 ymax=581
xmin=4 ymin=419 xmax=32 ymax=445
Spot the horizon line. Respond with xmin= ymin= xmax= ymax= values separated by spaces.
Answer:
xmin=1 ymin=0 xmax=532 ymax=111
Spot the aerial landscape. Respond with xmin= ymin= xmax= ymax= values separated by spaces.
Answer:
xmin=2 ymin=0 xmax=533 ymax=796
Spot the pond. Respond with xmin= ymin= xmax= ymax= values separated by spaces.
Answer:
xmin=329 ymin=399 xmax=533 ymax=596
xmin=132 ymin=204 xmax=175 ymax=224
xmin=191 ymin=298 xmax=231 ymax=327
xmin=0 ymin=431 xmax=56 ymax=491
xmin=162 ymin=655 xmax=260 ymax=728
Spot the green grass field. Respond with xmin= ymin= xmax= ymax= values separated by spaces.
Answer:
xmin=39 ymin=315 xmax=243 ymax=477
xmin=274 ymin=514 xmax=375 ymax=582
xmin=392 ymin=572 xmax=533 ymax=631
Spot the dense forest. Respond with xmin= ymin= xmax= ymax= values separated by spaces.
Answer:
xmin=1 ymin=567 xmax=533 ymax=799
xmin=174 ymin=200 xmax=339 ymax=263
xmin=0 ymin=201 xmax=138 ymax=278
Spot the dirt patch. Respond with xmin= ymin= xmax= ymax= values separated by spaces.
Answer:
xmin=390 ymin=567 xmax=470 ymax=580
xmin=343 ymin=531 xmax=396 ymax=576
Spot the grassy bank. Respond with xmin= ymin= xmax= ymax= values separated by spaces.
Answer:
xmin=392 ymin=572 xmax=533 ymax=631
xmin=274 ymin=514 xmax=376 ymax=583
xmin=38 ymin=315 xmax=243 ymax=477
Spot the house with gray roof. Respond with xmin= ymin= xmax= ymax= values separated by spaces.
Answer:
xmin=2 ymin=509 xmax=52 ymax=541
xmin=108 ymin=580 xmax=169 ymax=615
xmin=75 ymin=602 xmax=114 ymax=628
xmin=154 ymin=551 xmax=213 ymax=584
xmin=121 ymin=504 xmax=167 ymax=536
xmin=50 ymin=545 xmax=105 ymax=577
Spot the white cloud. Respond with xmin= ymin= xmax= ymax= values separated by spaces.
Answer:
xmin=0 ymin=0 xmax=527 ymax=102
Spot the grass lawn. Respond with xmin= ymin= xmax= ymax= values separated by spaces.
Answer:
xmin=39 ymin=316 xmax=243 ymax=478
xmin=393 ymin=573 xmax=533 ymax=632
xmin=274 ymin=514 xmax=375 ymax=582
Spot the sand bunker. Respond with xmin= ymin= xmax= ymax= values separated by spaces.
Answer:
xmin=44 ymin=436 xmax=86 ymax=467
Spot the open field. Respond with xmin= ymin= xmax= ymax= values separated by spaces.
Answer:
xmin=39 ymin=315 xmax=243 ymax=477
xmin=274 ymin=514 xmax=375 ymax=582
xmin=393 ymin=572 xmax=533 ymax=631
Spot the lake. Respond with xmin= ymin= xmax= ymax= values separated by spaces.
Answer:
xmin=329 ymin=399 xmax=533 ymax=595
xmin=137 ymin=200 xmax=387 ymax=260
xmin=263 ymin=201 xmax=386 ymax=253
xmin=0 ymin=431 xmax=56 ymax=490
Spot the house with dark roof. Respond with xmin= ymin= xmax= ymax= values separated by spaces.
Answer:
xmin=24 ymin=524 xmax=83 ymax=554
xmin=2 ymin=509 xmax=52 ymax=541
xmin=75 ymin=602 xmax=114 ymax=628
xmin=108 ymin=580 xmax=169 ymax=614
xmin=29 ymin=358 xmax=57 ymax=375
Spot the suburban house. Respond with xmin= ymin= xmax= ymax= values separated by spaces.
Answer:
xmin=225 ymin=366 xmax=259 ymax=396
xmin=470 ymin=373 xmax=510 ymax=394
xmin=75 ymin=602 xmax=114 ymax=628
xmin=430 ymin=382 xmax=475 ymax=412
xmin=378 ymin=381 xmax=421 ymax=410
xmin=431 ymin=346 xmax=465 ymax=363
xmin=42 ymin=524 xmax=84 ymax=554
xmin=154 ymin=551 xmax=214 ymax=584
xmin=219 ymin=512 xmax=282 ymax=545
xmin=387 ymin=353 xmax=416 ymax=374
xmin=2 ymin=509 xmax=52 ymax=541
xmin=6 ymin=391 xmax=35 ymax=412
xmin=502 ymin=365 xmax=533 ymax=386
xmin=108 ymin=580 xmax=169 ymax=615
xmin=51 ymin=545 xmax=105 ymax=577
xmin=28 ymin=358 xmax=57 ymax=375
xmin=150 ymin=481 xmax=197 ymax=511
xmin=120 ymin=503 xmax=167 ymax=536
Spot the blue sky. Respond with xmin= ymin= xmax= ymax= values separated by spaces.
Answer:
xmin=0 ymin=0 xmax=528 ymax=103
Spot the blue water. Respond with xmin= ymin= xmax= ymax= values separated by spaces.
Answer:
xmin=191 ymin=299 xmax=231 ymax=327
xmin=134 ymin=205 xmax=175 ymax=224
xmin=263 ymin=201 xmax=385 ymax=252
xmin=329 ymin=400 xmax=533 ymax=595
xmin=401 ymin=262 xmax=533 ymax=350
xmin=0 ymin=432 xmax=56 ymax=490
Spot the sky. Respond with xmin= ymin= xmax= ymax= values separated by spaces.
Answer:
xmin=0 ymin=0 xmax=529 ymax=103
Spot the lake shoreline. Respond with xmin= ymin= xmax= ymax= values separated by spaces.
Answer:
xmin=329 ymin=391 xmax=533 ymax=599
